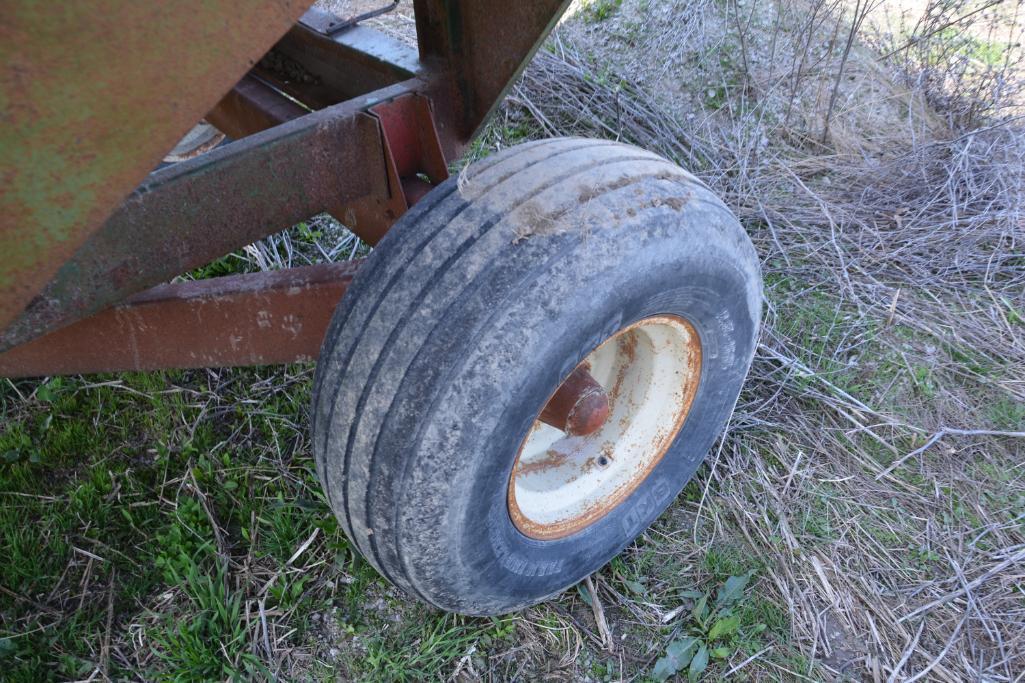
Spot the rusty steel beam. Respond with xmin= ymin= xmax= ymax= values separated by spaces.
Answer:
xmin=0 ymin=81 xmax=425 ymax=353
xmin=412 ymin=0 xmax=572 ymax=146
xmin=206 ymin=75 xmax=309 ymax=139
xmin=0 ymin=0 xmax=310 ymax=336
xmin=299 ymin=2 xmax=400 ymax=33
xmin=0 ymin=0 xmax=575 ymax=377
xmin=0 ymin=262 xmax=361 ymax=378
xmin=206 ymin=16 xmax=424 ymax=139
xmin=266 ymin=11 xmax=422 ymax=108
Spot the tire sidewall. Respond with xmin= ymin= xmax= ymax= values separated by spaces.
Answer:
xmin=410 ymin=209 xmax=760 ymax=613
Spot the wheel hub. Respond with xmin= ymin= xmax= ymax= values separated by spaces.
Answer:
xmin=508 ymin=315 xmax=702 ymax=540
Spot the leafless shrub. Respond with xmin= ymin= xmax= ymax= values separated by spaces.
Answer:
xmin=871 ymin=0 xmax=1025 ymax=128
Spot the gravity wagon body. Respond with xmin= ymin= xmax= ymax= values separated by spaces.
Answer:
xmin=0 ymin=0 xmax=761 ymax=613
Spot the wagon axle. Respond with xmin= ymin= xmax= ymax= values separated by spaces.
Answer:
xmin=538 ymin=365 xmax=611 ymax=437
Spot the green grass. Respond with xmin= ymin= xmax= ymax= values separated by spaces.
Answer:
xmin=766 ymin=274 xmax=1022 ymax=429
xmin=0 ymin=368 xmax=332 ymax=680
xmin=989 ymin=397 xmax=1025 ymax=430
xmin=360 ymin=614 xmax=484 ymax=680
xmin=188 ymin=252 xmax=251 ymax=280
xmin=149 ymin=561 xmax=267 ymax=681
xmin=0 ymin=368 xmax=536 ymax=681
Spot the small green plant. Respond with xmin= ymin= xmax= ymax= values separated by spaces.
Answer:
xmin=296 ymin=221 xmax=323 ymax=243
xmin=651 ymin=574 xmax=762 ymax=681
xmin=153 ymin=496 xmax=214 ymax=584
xmin=1002 ymin=296 xmax=1024 ymax=326
xmin=188 ymin=252 xmax=247 ymax=280
xmin=34 ymin=377 xmax=62 ymax=403
xmin=989 ymin=397 xmax=1025 ymax=430
xmin=582 ymin=0 xmax=622 ymax=23
xmin=149 ymin=562 xmax=269 ymax=681
xmin=910 ymin=364 xmax=936 ymax=398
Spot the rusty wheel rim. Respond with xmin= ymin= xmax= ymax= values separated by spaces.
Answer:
xmin=508 ymin=315 xmax=702 ymax=540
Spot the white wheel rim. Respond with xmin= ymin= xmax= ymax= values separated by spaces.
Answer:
xmin=508 ymin=315 xmax=702 ymax=540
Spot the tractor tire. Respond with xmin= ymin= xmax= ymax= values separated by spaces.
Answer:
xmin=312 ymin=137 xmax=761 ymax=615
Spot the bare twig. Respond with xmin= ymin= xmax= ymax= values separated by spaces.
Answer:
xmin=878 ymin=427 xmax=1025 ymax=479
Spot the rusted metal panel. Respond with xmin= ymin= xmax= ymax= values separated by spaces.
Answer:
xmin=412 ymin=0 xmax=572 ymax=144
xmin=0 ymin=83 xmax=422 ymax=353
xmin=0 ymin=262 xmax=362 ymax=378
xmin=0 ymin=0 xmax=310 ymax=336
xmin=206 ymin=75 xmax=309 ymax=139
xmin=269 ymin=13 xmax=421 ymax=107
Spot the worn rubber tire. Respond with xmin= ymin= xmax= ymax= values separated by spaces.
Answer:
xmin=312 ymin=137 xmax=761 ymax=615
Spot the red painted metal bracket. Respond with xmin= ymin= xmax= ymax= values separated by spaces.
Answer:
xmin=372 ymin=94 xmax=450 ymax=202
xmin=347 ymin=94 xmax=450 ymax=243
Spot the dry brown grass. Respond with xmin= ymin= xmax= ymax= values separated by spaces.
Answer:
xmin=477 ymin=0 xmax=1025 ymax=679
